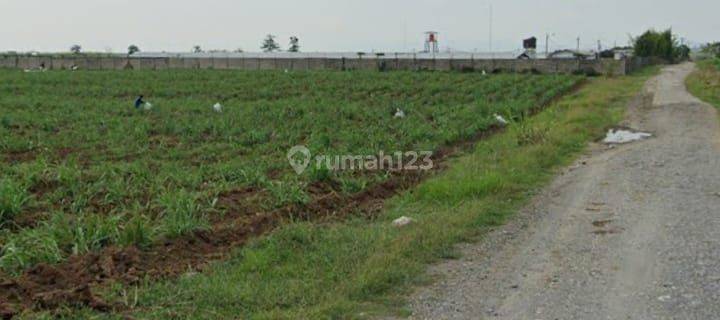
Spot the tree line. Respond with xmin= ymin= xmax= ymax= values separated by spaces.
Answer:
xmin=67 ymin=35 xmax=301 ymax=55
xmin=700 ymin=42 xmax=720 ymax=58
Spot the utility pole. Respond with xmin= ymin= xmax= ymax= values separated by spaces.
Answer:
xmin=577 ymin=37 xmax=580 ymax=52
xmin=546 ymin=33 xmax=550 ymax=57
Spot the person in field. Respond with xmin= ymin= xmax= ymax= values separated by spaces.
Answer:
xmin=134 ymin=95 xmax=145 ymax=109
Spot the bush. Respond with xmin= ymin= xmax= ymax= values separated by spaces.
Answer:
xmin=632 ymin=29 xmax=687 ymax=62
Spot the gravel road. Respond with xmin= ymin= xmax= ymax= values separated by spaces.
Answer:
xmin=407 ymin=63 xmax=720 ymax=319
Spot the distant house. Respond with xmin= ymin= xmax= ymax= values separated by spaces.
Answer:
xmin=523 ymin=37 xmax=538 ymax=50
xmin=612 ymin=48 xmax=634 ymax=60
xmin=517 ymin=51 xmax=536 ymax=59
xmin=548 ymin=49 xmax=593 ymax=60
xmin=517 ymin=37 xmax=539 ymax=60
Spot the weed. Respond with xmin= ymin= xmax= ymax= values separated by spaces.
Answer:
xmin=119 ymin=214 xmax=157 ymax=248
xmin=0 ymin=227 xmax=62 ymax=274
xmin=516 ymin=123 xmax=551 ymax=146
xmin=158 ymin=190 xmax=208 ymax=238
xmin=0 ymin=178 xmax=29 ymax=224
xmin=687 ymin=59 xmax=720 ymax=108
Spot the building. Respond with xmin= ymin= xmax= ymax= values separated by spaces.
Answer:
xmin=548 ymin=49 xmax=594 ymax=60
xmin=523 ymin=37 xmax=538 ymax=50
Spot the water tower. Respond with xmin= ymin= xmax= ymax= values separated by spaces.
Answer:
xmin=424 ymin=31 xmax=439 ymax=54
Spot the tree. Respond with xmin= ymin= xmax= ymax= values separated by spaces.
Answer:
xmin=675 ymin=44 xmax=691 ymax=61
xmin=261 ymin=34 xmax=280 ymax=52
xmin=632 ymin=29 xmax=678 ymax=61
xmin=701 ymin=42 xmax=720 ymax=58
xmin=70 ymin=45 xmax=82 ymax=54
xmin=128 ymin=45 xmax=140 ymax=55
xmin=288 ymin=36 xmax=300 ymax=53
xmin=193 ymin=45 xmax=202 ymax=53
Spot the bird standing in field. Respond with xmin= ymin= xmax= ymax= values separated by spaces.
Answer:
xmin=394 ymin=108 xmax=406 ymax=119
xmin=213 ymin=102 xmax=223 ymax=113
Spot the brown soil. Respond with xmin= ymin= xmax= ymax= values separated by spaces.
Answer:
xmin=0 ymin=79 xmax=586 ymax=318
xmin=56 ymin=147 xmax=76 ymax=160
xmin=2 ymin=150 xmax=36 ymax=164
xmin=592 ymin=219 xmax=614 ymax=228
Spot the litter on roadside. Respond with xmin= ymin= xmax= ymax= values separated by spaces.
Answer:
xmin=392 ymin=216 xmax=414 ymax=228
xmin=494 ymin=114 xmax=508 ymax=126
xmin=603 ymin=128 xmax=652 ymax=144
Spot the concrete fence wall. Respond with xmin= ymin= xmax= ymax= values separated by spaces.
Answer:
xmin=0 ymin=55 xmax=636 ymax=76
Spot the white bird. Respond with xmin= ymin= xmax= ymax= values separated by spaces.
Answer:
xmin=394 ymin=108 xmax=406 ymax=119
xmin=213 ymin=102 xmax=223 ymax=113
xmin=494 ymin=114 xmax=508 ymax=126
xmin=482 ymin=70 xmax=487 ymax=76
xmin=143 ymin=102 xmax=153 ymax=111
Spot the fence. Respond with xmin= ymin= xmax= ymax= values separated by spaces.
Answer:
xmin=0 ymin=54 xmax=637 ymax=76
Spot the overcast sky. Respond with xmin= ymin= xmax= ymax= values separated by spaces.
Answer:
xmin=1 ymin=0 xmax=717 ymax=53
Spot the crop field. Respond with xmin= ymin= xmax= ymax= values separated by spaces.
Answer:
xmin=0 ymin=69 xmax=580 ymax=311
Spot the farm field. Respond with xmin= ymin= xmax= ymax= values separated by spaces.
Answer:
xmin=0 ymin=69 xmax=580 ymax=314
xmin=40 ymin=68 xmax=656 ymax=320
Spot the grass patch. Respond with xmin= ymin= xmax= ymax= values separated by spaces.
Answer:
xmin=687 ymin=59 xmax=720 ymax=108
xmin=46 ymin=68 xmax=661 ymax=320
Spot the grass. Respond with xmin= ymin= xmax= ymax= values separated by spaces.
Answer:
xmin=30 ymin=67 xmax=657 ymax=319
xmin=0 ymin=69 xmax=580 ymax=274
xmin=687 ymin=59 xmax=720 ymax=108
xmin=0 ymin=178 xmax=29 ymax=223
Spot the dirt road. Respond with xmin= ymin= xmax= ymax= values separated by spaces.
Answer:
xmin=408 ymin=63 xmax=720 ymax=319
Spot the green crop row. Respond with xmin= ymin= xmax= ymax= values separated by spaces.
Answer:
xmin=0 ymin=69 xmax=580 ymax=274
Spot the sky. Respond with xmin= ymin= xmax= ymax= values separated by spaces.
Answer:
xmin=1 ymin=0 xmax=718 ymax=53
